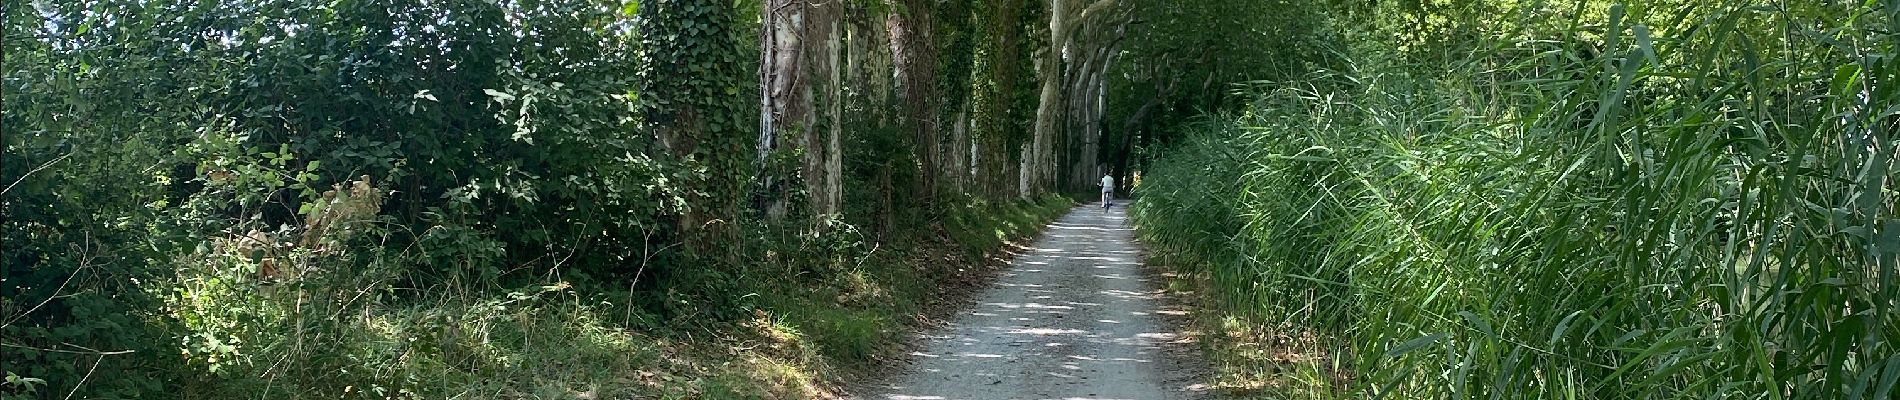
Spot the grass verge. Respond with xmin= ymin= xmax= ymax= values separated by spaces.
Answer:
xmin=414 ymin=194 xmax=1074 ymax=399
xmin=72 ymin=195 xmax=1076 ymax=400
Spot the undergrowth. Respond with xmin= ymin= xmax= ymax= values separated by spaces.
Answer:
xmin=1 ymin=0 xmax=1078 ymax=397
xmin=3 ymin=189 xmax=1067 ymax=399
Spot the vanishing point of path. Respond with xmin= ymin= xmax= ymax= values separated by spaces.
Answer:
xmin=858 ymin=203 xmax=1208 ymax=399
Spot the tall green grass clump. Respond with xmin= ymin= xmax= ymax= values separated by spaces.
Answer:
xmin=1135 ymin=1 xmax=1898 ymax=398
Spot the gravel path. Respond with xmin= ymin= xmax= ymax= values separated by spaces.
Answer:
xmin=857 ymin=203 xmax=1208 ymax=400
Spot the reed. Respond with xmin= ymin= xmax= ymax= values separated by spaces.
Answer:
xmin=1134 ymin=1 xmax=1898 ymax=398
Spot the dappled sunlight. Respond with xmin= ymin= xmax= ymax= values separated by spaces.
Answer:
xmin=1046 ymin=223 xmax=1136 ymax=232
xmin=983 ymin=302 xmax=1074 ymax=310
xmin=865 ymin=205 xmax=1200 ymax=399
xmin=1008 ymin=328 xmax=1090 ymax=335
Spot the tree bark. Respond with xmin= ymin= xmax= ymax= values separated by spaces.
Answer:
xmin=760 ymin=0 xmax=845 ymax=227
xmin=981 ymin=0 xmax=1028 ymax=199
xmin=1031 ymin=0 xmax=1119 ymax=196
xmin=759 ymin=0 xmax=810 ymax=221
xmin=809 ymin=1 xmax=844 ymax=220
xmin=1027 ymin=0 xmax=1067 ymax=198
xmin=950 ymin=100 xmax=971 ymax=194
xmin=847 ymin=3 xmax=898 ymax=238
xmin=886 ymin=0 xmax=939 ymax=205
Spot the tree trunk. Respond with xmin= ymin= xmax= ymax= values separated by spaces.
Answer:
xmin=1029 ymin=0 xmax=1067 ymax=198
xmin=636 ymin=0 xmax=747 ymax=249
xmin=1063 ymin=47 xmax=1095 ymax=190
xmin=1018 ymin=141 xmax=1034 ymax=198
xmin=1117 ymin=71 xmax=1174 ymax=194
xmin=886 ymin=0 xmax=939 ymax=206
xmin=808 ymin=1 xmax=844 ymax=221
xmin=848 ymin=3 xmax=897 ymax=239
xmin=950 ymin=100 xmax=971 ymax=194
xmin=979 ymin=0 xmax=1026 ymax=199
xmin=761 ymin=0 xmax=846 ymax=228
xmin=759 ymin=0 xmax=810 ymax=221
xmin=1031 ymin=0 xmax=1119 ymax=196
xmin=934 ymin=0 xmax=979 ymax=197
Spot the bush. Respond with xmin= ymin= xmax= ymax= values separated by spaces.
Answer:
xmin=3 ymin=1 xmax=689 ymax=397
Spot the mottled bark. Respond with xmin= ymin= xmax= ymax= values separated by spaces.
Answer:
xmin=760 ymin=0 xmax=845 ymax=226
xmin=807 ymin=2 xmax=844 ymax=220
xmin=886 ymin=0 xmax=939 ymax=204
xmin=1027 ymin=0 xmax=1067 ymax=198
xmin=759 ymin=0 xmax=810 ymax=220
xmin=1031 ymin=0 xmax=1119 ymax=196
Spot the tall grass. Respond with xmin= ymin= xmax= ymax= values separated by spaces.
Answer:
xmin=1134 ymin=1 xmax=1897 ymax=398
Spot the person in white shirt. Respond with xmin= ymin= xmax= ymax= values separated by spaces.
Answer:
xmin=1099 ymin=173 xmax=1115 ymax=210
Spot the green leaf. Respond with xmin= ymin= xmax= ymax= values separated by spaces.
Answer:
xmin=1832 ymin=65 xmax=1862 ymax=98
xmin=1878 ymin=220 xmax=1900 ymax=255
xmin=1387 ymin=333 xmax=1448 ymax=358
xmin=1458 ymin=311 xmax=1495 ymax=339
xmin=1632 ymin=24 xmax=1658 ymax=66
xmin=1549 ymin=310 xmax=1585 ymax=346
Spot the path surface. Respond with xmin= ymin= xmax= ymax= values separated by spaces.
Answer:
xmin=857 ymin=203 xmax=1207 ymax=400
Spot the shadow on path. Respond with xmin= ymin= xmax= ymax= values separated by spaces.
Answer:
xmin=856 ymin=203 xmax=1207 ymax=400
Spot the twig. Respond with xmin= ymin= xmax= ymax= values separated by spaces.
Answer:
xmin=625 ymin=230 xmax=681 ymax=328
xmin=2 ymin=233 xmax=94 ymax=329
xmin=0 ymin=341 xmax=134 ymax=356
xmin=63 ymin=354 xmax=103 ymax=400
xmin=1 ymin=152 xmax=72 ymax=196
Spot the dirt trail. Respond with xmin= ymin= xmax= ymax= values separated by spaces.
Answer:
xmin=856 ymin=203 xmax=1208 ymax=400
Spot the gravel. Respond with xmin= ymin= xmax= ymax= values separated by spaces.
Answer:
xmin=854 ymin=203 xmax=1209 ymax=400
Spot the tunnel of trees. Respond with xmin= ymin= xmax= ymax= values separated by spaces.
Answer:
xmin=2 ymin=0 xmax=1895 ymax=398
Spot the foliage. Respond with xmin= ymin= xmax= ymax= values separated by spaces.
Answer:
xmin=633 ymin=0 xmax=754 ymax=241
xmin=1101 ymin=0 xmax=1344 ymax=190
xmin=1134 ymin=0 xmax=1899 ymax=398
xmin=3 ymin=0 xmax=698 ymax=397
xmin=2 ymin=0 xmax=1084 ymax=396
